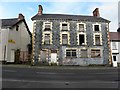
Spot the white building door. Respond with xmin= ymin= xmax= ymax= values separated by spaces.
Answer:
xmin=51 ymin=53 xmax=57 ymax=63
xmin=112 ymin=56 xmax=117 ymax=67
xmin=10 ymin=50 xmax=15 ymax=62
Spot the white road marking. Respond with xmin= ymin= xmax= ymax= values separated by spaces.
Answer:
xmin=2 ymin=78 xmax=118 ymax=84
xmin=3 ymin=70 xmax=17 ymax=72
xmin=36 ymin=72 xmax=75 ymax=75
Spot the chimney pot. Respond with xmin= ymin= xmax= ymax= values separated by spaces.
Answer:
xmin=38 ymin=5 xmax=43 ymax=15
xmin=93 ymin=8 xmax=100 ymax=17
xmin=18 ymin=13 xmax=24 ymax=21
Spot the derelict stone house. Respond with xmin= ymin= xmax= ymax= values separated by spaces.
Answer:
xmin=31 ymin=5 xmax=111 ymax=65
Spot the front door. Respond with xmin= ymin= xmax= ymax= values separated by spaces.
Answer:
xmin=51 ymin=50 xmax=57 ymax=63
xmin=10 ymin=50 xmax=15 ymax=62
xmin=112 ymin=56 xmax=117 ymax=67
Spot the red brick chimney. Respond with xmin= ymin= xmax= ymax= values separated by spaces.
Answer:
xmin=93 ymin=8 xmax=100 ymax=17
xmin=38 ymin=5 xmax=43 ymax=15
xmin=18 ymin=13 xmax=24 ymax=21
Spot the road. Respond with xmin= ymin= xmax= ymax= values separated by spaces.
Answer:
xmin=2 ymin=65 xmax=120 ymax=88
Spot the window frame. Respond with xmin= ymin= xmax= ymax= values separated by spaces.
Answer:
xmin=60 ymin=22 xmax=70 ymax=31
xmin=93 ymin=33 xmax=102 ymax=45
xmin=42 ymin=32 xmax=52 ymax=45
xmin=77 ymin=22 xmax=86 ymax=32
xmin=43 ymin=21 xmax=52 ymax=31
xmin=77 ymin=32 xmax=87 ymax=45
xmin=112 ymin=42 xmax=117 ymax=50
xmin=91 ymin=49 xmax=101 ymax=58
xmin=66 ymin=49 xmax=77 ymax=58
xmin=93 ymin=23 xmax=101 ymax=32
xmin=60 ymin=32 xmax=70 ymax=45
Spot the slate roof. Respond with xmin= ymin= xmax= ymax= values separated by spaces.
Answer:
xmin=110 ymin=32 xmax=120 ymax=41
xmin=1 ymin=18 xmax=18 ymax=28
xmin=1 ymin=18 xmax=32 ymax=38
xmin=31 ymin=14 xmax=110 ymax=23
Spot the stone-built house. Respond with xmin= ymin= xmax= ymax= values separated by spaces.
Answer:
xmin=0 ymin=14 xmax=32 ymax=63
xmin=31 ymin=5 xmax=111 ymax=66
xmin=110 ymin=31 xmax=120 ymax=66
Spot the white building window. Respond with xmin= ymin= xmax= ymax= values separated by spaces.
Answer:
xmin=60 ymin=22 xmax=70 ymax=31
xmin=43 ymin=22 xmax=52 ymax=31
xmin=112 ymin=42 xmax=117 ymax=50
xmin=77 ymin=23 xmax=86 ymax=32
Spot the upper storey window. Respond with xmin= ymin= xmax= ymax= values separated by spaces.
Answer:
xmin=93 ymin=23 xmax=101 ymax=32
xmin=77 ymin=23 xmax=86 ymax=32
xmin=43 ymin=22 xmax=52 ymax=31
xmin=60 ymin=22 xmax=70 ymax=31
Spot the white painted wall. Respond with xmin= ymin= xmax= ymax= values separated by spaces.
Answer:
xmin=111 ymin=41 xmax=120 ymax=64
xmin=0 ymin=28 xmax=9 ymax=61
xmin=0 ymin=21 xmax=31 ymax=62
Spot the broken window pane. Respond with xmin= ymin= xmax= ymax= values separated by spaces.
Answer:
xmin=91 ymin=49 xmax=101 ymax=58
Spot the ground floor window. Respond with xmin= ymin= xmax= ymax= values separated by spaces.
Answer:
xmin=91 ymin=49 xmax=101 ymax=58
xmin=66 ymin=49 xmax=76 ymax=58
xmin=81 ymin=49 xmax=88 ymax=58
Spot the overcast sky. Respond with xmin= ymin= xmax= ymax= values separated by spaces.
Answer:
xmin=0 ymin=0 xmax=119 ymax=32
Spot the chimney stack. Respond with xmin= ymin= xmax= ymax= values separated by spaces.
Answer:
xmin=93 ymin=8 xmax=100 ymax=17
xmin=38 ymin=5 xmax=43 ymax=15
xmin=18 ymin=13 xmax=24 ymax=21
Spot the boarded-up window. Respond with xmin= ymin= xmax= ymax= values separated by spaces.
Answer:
xmin=91 ymin=49 xmax=101 ymax=58
xmin=81 ymin=49 xmax=87 ymax=58
xmin=62 ymin=34 xmax=68 ymax=45
xmin=66 ymin=49 xmax=76 ymax=57
xmin=44 ymin=34 xmax=50 ymax=44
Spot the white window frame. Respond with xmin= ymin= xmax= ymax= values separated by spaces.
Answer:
xmin=112 ymin=42 xmax=118 ymax=50
xmin=60 ymin=22 xmax=70 ymax=31
xmin=93 ymin=23 xmax=101 ymax=32
xmin=60 ymin=32 xmax=70 ymax=45
xmin=42 ymin=31 xmax=52 ymax=45
xmin=77 ymin=22 xmax=86 ymax=32
xmin=43 ymin=21 xmax=52 ymax=31
xmin=77 ymin=32 xmax=87 ymax=45
xmin=93 ymin=33 xmax=102 ymax=45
